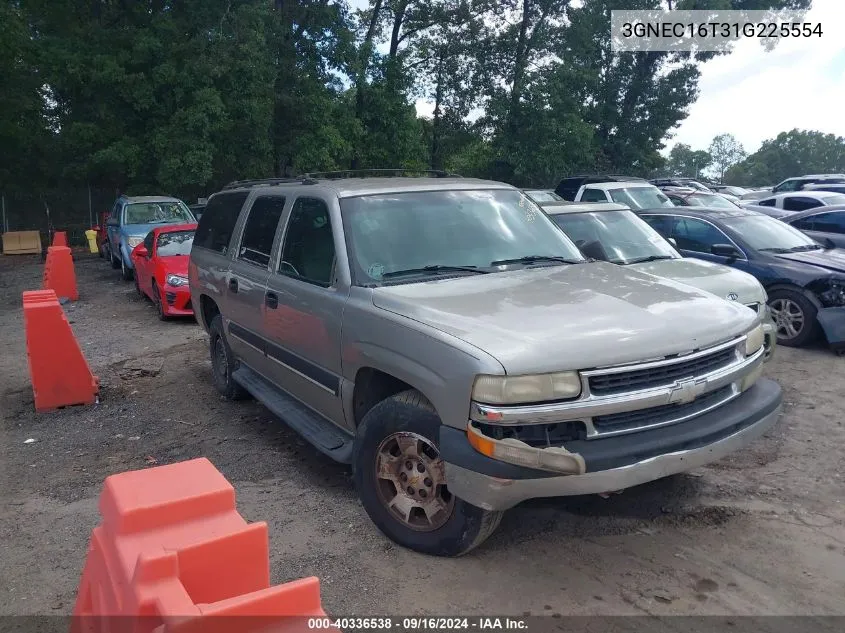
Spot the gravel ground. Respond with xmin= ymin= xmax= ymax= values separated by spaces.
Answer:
xmin=1 ymin=252 xmax=844 ymax=618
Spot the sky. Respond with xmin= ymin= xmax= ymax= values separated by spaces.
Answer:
xmin=349 ymin=0 xmax=845 ymax=155
xmin=667 ymin=0 xmax=845 ymax=155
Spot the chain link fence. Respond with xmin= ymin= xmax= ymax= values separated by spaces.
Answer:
xmin=1 ymin=186 xmax=118 ymax=248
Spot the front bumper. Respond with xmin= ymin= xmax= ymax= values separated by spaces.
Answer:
xmin=817 ymin=306 xmax=845 ymax=352
xmin=162 ymin=286 xmax=193 ymax=316
xmin=442 ymin=378 xmax=782 ymax=511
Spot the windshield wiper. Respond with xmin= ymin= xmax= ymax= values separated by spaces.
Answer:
xmin=490 ymin=255 xmax=583 ymax=266
xmin=758 ymin=247 xmax=791 ymax=253
xmin=381 ymin=265 xmax=490 ymax=279
xmin=787 ymin=244 xmax=822 ymax=252
xmin=622 ymin=254 xmax=676 ymax=265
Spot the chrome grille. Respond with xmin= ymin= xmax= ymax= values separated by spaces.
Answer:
xmin=593 ymin=386 xmax=735 ymax=434
xmin=587 ymin=347 xmax=737 ymax=396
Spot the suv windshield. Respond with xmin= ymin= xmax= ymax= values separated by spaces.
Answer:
xmin=725 ymin=215 xmax=820 ymax=251
xmin=124 ymin=201 xmax=194 ymax=225
xmin=156 ymin=230 xmax=195 ymax=256
xmin=341 ymin=189 xmax=585 ymax=284
xmin=551 ymin=210 xmax=678 ymax=265
xmin=608 ymin=186 xmax=673 ymax=210
xmin=686 ymin=193 xmax=738 ymax=209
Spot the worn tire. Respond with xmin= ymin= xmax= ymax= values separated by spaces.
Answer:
xmin=120 ymin=256 xmax=134 ymax=281
xmin=208 ymin=315 xmax=249 ymax=400
xmin=152 ymin=280 xmax=169 ymax=321
xmin=353 ymin=390 xmax=503 ymax=557
xmin=767 ymin=289 xmax=818 ymax=347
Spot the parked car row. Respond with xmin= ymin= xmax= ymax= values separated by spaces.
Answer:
xmin=93 ymin=195 xmax=199 ymax=320
xmin=184 ymin=172 xmax=781 ymax=556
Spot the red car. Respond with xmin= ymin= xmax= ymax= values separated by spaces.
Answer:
xmin=93 ymin=211 xmax=110 ymax=258
xmin=130 ymin=223 xmax=197 ymax=319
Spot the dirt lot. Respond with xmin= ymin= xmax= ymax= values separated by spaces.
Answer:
xmin=1 ymin=252 xmax=844 ymax=618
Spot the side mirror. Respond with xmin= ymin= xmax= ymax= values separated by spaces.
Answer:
xmin=667 ymin=237 xmax=678 ymax=247
xmin=134 ymin=245 xmax=148 ymax=258
xmin=711 ymin=243 xmax=741 ymax=258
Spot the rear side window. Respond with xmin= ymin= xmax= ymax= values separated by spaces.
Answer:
xmin=756 ymin=198 xmax=776 ymax=207
xmin=801 ymin=211 xmax=845 ymax=234
xmin=193 ymin=191 xmax=249 ymax=255
xmin=580 ymin=188 xmax=608 ymax=202
xmin=782 ymin=197 xmax=822 ymax=212
xmin=237 ymin=195 xmax=286 ymax=268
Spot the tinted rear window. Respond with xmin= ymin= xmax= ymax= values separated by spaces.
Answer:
xmin=193 ymin=191 xmax=250 ymax=255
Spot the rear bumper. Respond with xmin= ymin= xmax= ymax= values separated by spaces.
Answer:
xmin=442 ymin=378 xmax=782 ymax=510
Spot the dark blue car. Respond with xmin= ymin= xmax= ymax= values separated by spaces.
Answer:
xmin=638 ymin=207 xmax=845 ymax=352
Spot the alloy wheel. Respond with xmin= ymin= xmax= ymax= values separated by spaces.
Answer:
xmin=374 ymin=432 xmax=454 ymax=532
xmin=769 ymin=297 xmax=805 ymax=341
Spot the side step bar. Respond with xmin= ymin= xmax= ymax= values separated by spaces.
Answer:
xmin=232 ymin=365 xmax=354 ymax=464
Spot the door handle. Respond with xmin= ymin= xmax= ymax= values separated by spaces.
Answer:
xmin=265 ymin=292 xmax=278 ymax=309
xmin=228 ymin=277 xmax=238 ymax=293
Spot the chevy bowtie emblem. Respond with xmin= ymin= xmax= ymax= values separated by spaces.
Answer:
xmin=668 ymin=377 xmax=708 ymax=404
xmin=727 ymin=292 xmax=739 ymax=301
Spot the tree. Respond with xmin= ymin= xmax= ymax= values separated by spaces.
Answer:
xmin=726 ymin=129 xmax=845 ymax=186
xmin=667 ymin=144 xmax=711 ymax=178
xmin=708 ymin=133 xmax=746 ymax=183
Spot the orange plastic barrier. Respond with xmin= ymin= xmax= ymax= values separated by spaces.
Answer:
xmin=53 ymin=230 xmax=68 ymax=246
xmin=23 ymin=289 xmax=98 ymax=411
xmin=42 ymin=245 xmax=79 ymax=301
xmin=72 ymin=458 xmax=331 ymax=633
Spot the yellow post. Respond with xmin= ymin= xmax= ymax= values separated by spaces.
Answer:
xmin=85 ymin=229 xmax=98 ymax=254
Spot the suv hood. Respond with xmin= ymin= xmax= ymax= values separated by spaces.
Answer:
xmin=774 ymin=248 xmax=845 ymax=275
xmin=372 ymin=263 xmax=756 ymax=374
xmin=629 ymin=258 xmax=765 ymax=306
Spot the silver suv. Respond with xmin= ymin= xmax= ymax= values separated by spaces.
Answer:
xmin=189 ymin=174 xmax=782 ymax=556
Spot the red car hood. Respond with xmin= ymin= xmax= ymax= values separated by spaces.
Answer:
xmin=159 ymin=255 xmax=190 ymax=277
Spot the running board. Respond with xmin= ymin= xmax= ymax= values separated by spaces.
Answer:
xmin=232 ymin=365 xmax=354 ymax=464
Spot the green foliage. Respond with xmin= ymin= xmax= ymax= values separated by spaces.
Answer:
xmin=708 ymin=133 xmax=747 ymax=183
xmin=726 ymin=129 xmax=845 ymax=186
xmin=0 ymin=0 xmax=816 ymax=210
xmin=667 ymin=144 xmax=712 ymax=178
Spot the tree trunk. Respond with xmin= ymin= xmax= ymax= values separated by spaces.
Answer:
xmin=389 ymin=0 xmax=410 ymax=58
xmin=430 ymin=46 xmax=446 ymax=170
xmin=352 ymin=0 xmax=384 ymax=168
xmin=505 ymin=0 xmax=532 ymax=147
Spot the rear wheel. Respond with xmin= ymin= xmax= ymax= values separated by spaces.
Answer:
xmin=353 ymin=390 xmax=503 ymax=557
xmin=208 ymin=315 xmax=249 ymax=400
xmin=768 ymin=289 xmax=818 ymax=347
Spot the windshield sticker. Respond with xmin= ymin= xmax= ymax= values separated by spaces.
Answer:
xmin=368 ymin=263 xmax=385 ymax=279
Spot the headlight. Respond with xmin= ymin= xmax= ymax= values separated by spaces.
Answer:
xmin=166 ymin=274 xmax=189 ymax=287
xmin=127 ymin=237 xmax=143 ymax=249
xmin=744 ymin=324 xmax=764 ymax=356
xmin=819 ymin=280 xmax=845 ymax=307
xmin=472 ymin=372 xmax=581 ymax=404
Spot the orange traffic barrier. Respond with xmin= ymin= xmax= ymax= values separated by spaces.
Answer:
xmin=23 ymin=289 xmax=98 ymax=411
xmin=42 ymin=245 xmax=79 ymax=301
xmin=72 ymin=458 xmax=331 ymax=633
xmin=53 ymin=230 xmax=68 ymax=246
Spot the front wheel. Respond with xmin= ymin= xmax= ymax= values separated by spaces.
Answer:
xmin=768 ymin=289 xmax=818 ymax=347
xmin=353 ymin=390 xmax=503 ymax=557
xmin=120 ymin=256 xmax=134 ymax=281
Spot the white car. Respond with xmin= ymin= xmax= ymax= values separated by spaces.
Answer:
xmin=574 ymin=181 xmax=674 ymax=209
xmin=740 ymin=174 xmax=845 ymax=201
xmin=742 ymin=190 xmax=845 ymax=217
xmin=541 ymin=202 xmax=776 ymax=356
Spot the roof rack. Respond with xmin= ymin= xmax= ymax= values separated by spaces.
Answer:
xmin=302 ymin=169 xmax=460 ymax=179
xmin=221 ymin=177 xmax=314 ymax=190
